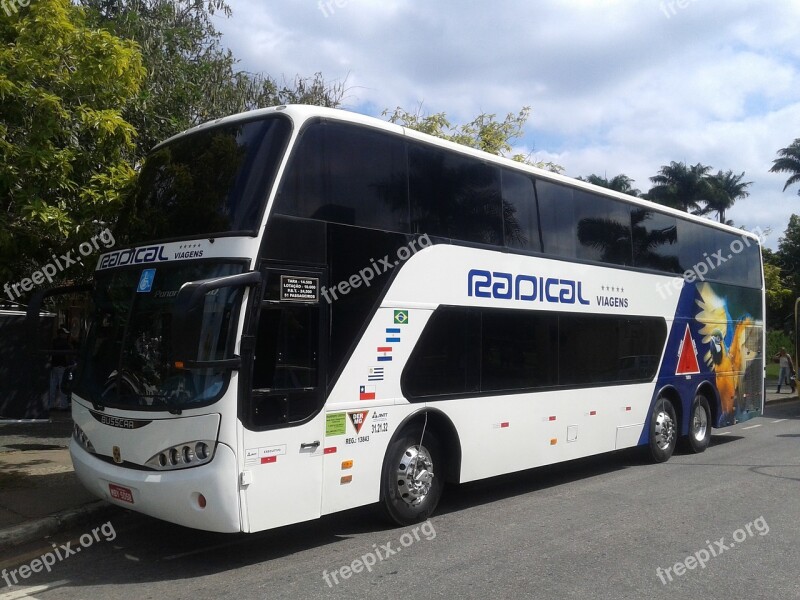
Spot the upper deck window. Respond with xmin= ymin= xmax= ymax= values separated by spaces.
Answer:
xmin=274 ymin=119 xmax=410 ymax=231
xmin=408 ymin=143 xmax=503 ymax=243
xmin=119 ymin=115 xmax=291 ymax=244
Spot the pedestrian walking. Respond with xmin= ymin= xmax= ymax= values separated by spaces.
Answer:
xmin=48 ymin=327 xmax=72 ymax=410
xmin=774 ymin=347 xmax=795 ymax=394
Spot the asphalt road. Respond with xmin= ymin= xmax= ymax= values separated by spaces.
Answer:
xmin=2 ymin=400 xmax=798 ymax=600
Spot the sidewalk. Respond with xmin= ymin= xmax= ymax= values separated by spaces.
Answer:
xmin=1 ymin=386 xmax=797 ymax=553
xmin=0 ymin=411 xmax=112 ymax=553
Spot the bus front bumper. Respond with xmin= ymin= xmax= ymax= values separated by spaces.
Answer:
xmin=70 ymin=439 xmax=242 ymax=533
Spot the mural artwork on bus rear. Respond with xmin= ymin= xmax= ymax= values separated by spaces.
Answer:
xmin=694 ymin=282 xmax=763 ymax=425
xmin=656 ymin=280 xmax=763 ymax=430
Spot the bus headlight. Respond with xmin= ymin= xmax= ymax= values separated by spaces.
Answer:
xmin=73 ymin=424 xmax=96 ymax=454
xmin=145 ymin=440 xmax=216 ymax=471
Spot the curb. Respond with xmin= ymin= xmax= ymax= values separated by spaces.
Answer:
xmin=0 ymin=501 xmax=117 ymax=552
xmin=765 ymin=395 xmax=799 ymax=406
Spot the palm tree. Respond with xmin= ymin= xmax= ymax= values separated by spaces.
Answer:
xmin=701 ymin=170 xmax=751 ymax=224
xmin=579 ymin=174 xmax=640 ymax=196
xmin=770 ymin=138 xmax=800 ymax=195
xmin=647 ymin=161 xmax=712 ymax=213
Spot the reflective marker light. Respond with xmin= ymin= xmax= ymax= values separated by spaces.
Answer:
xmin=145 ymin=440 xmax=216 ymax=471
xmin=198 ymin=494 xmax=207 ymax=509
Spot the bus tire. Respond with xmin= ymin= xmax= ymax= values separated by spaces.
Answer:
xmin=380 ymin=427 xmax=443 ymax=526
xmin=682 ymin=394 xmax=711 ymax=454
xmin=647 ymin=396 xmax=677 ymax=463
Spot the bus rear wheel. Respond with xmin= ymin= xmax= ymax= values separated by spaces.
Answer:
xmin=380 ymin=427 xmax=443 ymax=526
xmin=682 ymin=394 xmax=711 ymax=454
xmin=647 ymin=396 xmax=677 ymax=463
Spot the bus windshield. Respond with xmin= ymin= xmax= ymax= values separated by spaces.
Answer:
xmin=118 ymin=115 xmax=292 ymax=245
xmin=76 ymin=262 xmax=245 ymax=411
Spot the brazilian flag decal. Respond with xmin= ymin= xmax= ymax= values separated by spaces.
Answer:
xmin=394 ymin=309 xmax=408 ymax=325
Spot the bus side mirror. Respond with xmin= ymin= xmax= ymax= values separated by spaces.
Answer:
xmin=171 ymin=271 xmax=262 ymax=369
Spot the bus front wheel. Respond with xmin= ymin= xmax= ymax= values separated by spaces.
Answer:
xmin=647 ymin=396 xmax=677 ymax=463
xmin=380 ymin=427 xmax=443 ymax=525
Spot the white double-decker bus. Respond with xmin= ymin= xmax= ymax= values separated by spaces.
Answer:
xmin=60 ymin=105 xmax=764 ymax=532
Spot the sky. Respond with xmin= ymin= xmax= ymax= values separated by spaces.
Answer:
xmin=212 ymin=0 xmax=800 ymax=250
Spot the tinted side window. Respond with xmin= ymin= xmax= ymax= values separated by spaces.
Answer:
xmin=403 ymin=307 xmax=666 ymax=400
xmin=678 ymin=219 xmax=711 ymax=277
xmin=741 ymin=241 xmax=762 ymax=288
xmin=252 ymin=305 xmax=318 ymax=391
xmin=632 ymin=209 xmax=680 ymax=273
xmin=708 ymin=229 xmax=739 ymax=284
xmin=574 ymin=190 xmax=632 ymax=265
xmin=712 ymin=229 xmax=761 ymax=288
xmin=559 ymin=315 xmax=666 ymax=385
xmin=502 ymin=170 xmax=542 ymax=252
xmin=482 ymin=309 xmax=557 ymax=391
xmin=538 ymin=180 xmax=576 ymax=259
xmin=679 ymin=219 xmax=762 ymax=287
xmin=409 ymin=143 xmax=503 ymax=244
xmin=275 ymin=120 xmax=409 ymax=231
xmin=402 ymin=308 xmax=480 ymax=398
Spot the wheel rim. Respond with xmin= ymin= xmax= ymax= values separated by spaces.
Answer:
xmin=395 ymin=444 xmax=434 ymax=507
xmin=653 ymin=400 xmax=676 ymax=451
xmin=691 ymin=402 xmax=708 ymax=442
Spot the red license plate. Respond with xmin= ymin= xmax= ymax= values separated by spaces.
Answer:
xmin=109 ymin=483 xmax=134 ymax=504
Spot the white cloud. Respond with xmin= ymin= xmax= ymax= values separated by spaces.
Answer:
xmin=214 ymin=0 xmax=800 ymax=247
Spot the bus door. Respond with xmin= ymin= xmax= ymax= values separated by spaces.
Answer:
xmin=239 ymin=265 xmax=328 ymax=532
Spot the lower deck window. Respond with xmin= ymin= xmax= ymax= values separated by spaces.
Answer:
xmin=402 ymin=307 xmax=666 ymax=399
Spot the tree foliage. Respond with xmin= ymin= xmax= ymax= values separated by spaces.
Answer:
xmin=701 ymin=170 xmax=751 ymax=224
xmin=764 ymin=261 xmax=793 ymax=329
xmin=384 ymin=105 xmax=563 ymax=173
xmin=642 ymin=162 xmax=752 ymax=224
xmin=578 ymin=174 xmax=640 ymax=196
xmin=79 ymin=0 xmax=347 ymax=160
xmin=770 ymin=138 xmax=800 ymax=196
xmin=766 ymin=328 xmax=794 ymax=363
xmin=647 ymin=161 xmax=712 ymax=214
xmin=764 ymin=216 xmax=800 ymax=331
xmin=0 ymin=0 xmax=144 ymax=285
xmin=777 ymin=214 xmax=800 ymax=290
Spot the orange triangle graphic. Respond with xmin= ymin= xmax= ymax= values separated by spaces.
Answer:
xmin=676 ymin=324 xmax=701 ymax=375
